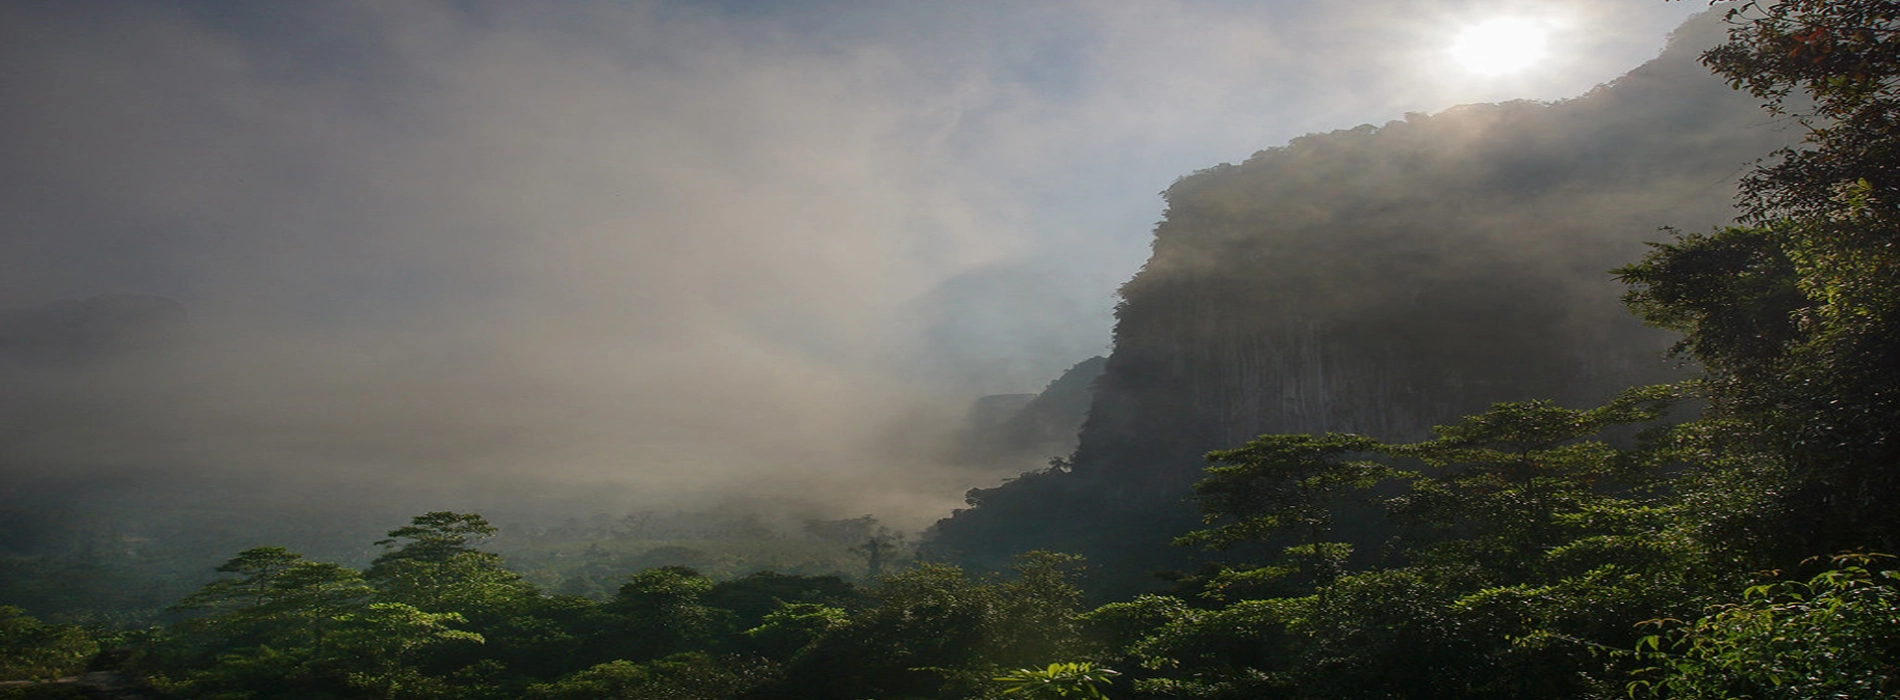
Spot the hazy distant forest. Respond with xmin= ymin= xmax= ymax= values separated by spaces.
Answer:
xmin=6 ymin=2 xmax=1900 ymax=698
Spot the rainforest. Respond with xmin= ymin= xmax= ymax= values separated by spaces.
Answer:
xmin=4 ymin=2 xmax=1899 ymax=699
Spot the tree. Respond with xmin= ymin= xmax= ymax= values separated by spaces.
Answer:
xmin=992 ymin=661 xmax=1119 ymax=700
xmin=765 ymin=563 xmax=997 ymax=699
xmin=1178 ymin=433 xmax=1388 ymax=594
xmin=367 ymin=513 xmax=537 ymax=616
xmin=1623 ymin=0 xmax=1900 ymax=556
xmin=1106 ymin=389 xmax=1702 ymax=699
xmin=1634 ymin=553 xmax=1900 ymax=699
xmin=765 ymin=556 xmax=1090 ymax=700
xmin=523 ymin=653 xmax=777 ymax=700
xmin=371 ymin=512 xmax=500 ymax=568
xmin=704 ymin=572 xmax=856 ymax=625
xmin=1699 ymin=0 xmax=1900 ymax=227
xmin=1381 ymin=386 xmax=1682 ymax=577
xmin=151 ymin=546 xmax=486 ymax=699
xmin=593 ymin=567 xmax=724 ymax=664
xmin=168 ymin=546 xmax=369 ymax=655
xmin=742 ymin=602 xmax=848 ymax=659
xmin=993 ymin=551 xmax=1091 ymax=665
xmin=321 ymin=602 xmax=485 ymax=698
xmin=849 ymin=535 xmax=901 ymax=579
xmin=0 ymin=606 xmax=96 ymax=680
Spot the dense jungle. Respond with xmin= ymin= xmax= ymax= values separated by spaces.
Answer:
xmin=5 ymin=2 xmax=1900 ymax=698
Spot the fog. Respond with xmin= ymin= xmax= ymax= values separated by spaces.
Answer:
xmin=0 ymin=0 xmax=1710 ymax=530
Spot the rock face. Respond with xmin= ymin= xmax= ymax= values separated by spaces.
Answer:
xmin=925 ymin=14 xmax=1795 ymax=588
xmin=951 ymin=356 xmax=1107 ymax=469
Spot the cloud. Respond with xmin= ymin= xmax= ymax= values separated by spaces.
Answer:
xmin=0 ymin=0 xmax=1716 ymax=529
xmin=0 ymin=0 xmax=1024 ymax=524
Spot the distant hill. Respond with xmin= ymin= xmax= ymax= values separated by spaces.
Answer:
xmin=925 ymin=12 xmax=1798 ymax=594
xmin=949 ymin=356 xmax=1106 ymax=469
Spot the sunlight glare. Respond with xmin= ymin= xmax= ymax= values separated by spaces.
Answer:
xmin=1451 ymin=17 xmax=1549 ymax=76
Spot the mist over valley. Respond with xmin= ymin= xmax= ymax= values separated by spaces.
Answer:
xmin=10 ymin=2 xmax=1900 ymax=697
xmin=0 ymin=0 xmax=1798 ymax=622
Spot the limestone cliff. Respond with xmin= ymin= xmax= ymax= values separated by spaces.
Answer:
xmin=926 ymin=14 xmax=1797 ymax=586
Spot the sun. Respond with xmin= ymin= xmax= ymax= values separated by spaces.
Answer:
xmin=1450 ymin=17 xmax=1549 ymax=76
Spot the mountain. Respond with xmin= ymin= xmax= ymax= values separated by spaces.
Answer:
xmin=950 ymin=356 xmax=1107 ymax=469
xmin=924 ymin=13 xmax=1798 ymax=593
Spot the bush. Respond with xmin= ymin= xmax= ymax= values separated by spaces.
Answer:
xmin=0 ymin=607 xmax=95 ymax=681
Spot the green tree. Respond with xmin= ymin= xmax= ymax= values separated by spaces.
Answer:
xmin=771 ymin=563 xmax=996 ymax=699
xmin=523 ymin=652 xmax=777 ymax=700
xmin=1622 ymin=0 xmax=1900 ymax=557
xmin=1634 ymin=554 xmax=1900 ymax=699
xmin=742 ymin=602 xmax=848 ymax=659
xmin=1109 ymin=389 xmax=1703 ymax=699
xmin=0 ymin=606 xmax=96 ymax=681
xmin=1381 ymin=386 xmax=1682 ymax=579
xmin=849 ymin=532 xmax=904 ymax=579
xmin=367 ymin=513 xmax=538 ymax=616
xmin=148 ymin=545 xmax=488 ymax=699
xmin=706 ymin=572 xmax=858 ymax=658
xmin=766 ymin=555 xmax=1090 ymax=700
xmin=703 ymin=571 xmax=857 ymax=632
xmin=993 ymin=551 xmax=1091 ymax=664
xmin=373 ymin=512 xmax=498 ymax=564
xmin=322 ymin=603 xmax=485 ymax=699
xmin=1178 ymin=433 xmax=1388 ymax=595
xmin=992 ymin=661 xmax=1119 ymax=700
xmin=592 ymin=567 xmax=724 ymax=664
xmin=168 ymin=546 xmax=369 ymax=655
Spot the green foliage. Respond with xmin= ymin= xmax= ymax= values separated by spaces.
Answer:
xmin=743 ymin=602 xmax=848 ymax=657
xmin=1119 ymin=594 xmax=1309 ymax=692
xmin=130 ymin=522 xmax=515 ymax=699
xmin=1618 ymin=1 xmax=1900 ymax=558
xmin=991 ymin=661 xmax=1119 ymax=700
xmin=1382 ymin=386 xmax=1685 ymax=578
xmin=168 ymin=547 xmax=369 ymax=654
xmin=374 ymin=512 xmax=499 ymax=565
xmin=777 ymin=563 xmax=1001 ymax=698
xmin=1700 ymin=1 xmax=1900 ymax=222
xmin=1618 ymin=227 xmax=1804 ymax=382
xmin=767 ymin=553 xmax=1091 ymax=699
xmin=995 ymin=552 xmax=1090 ymax=662
xmin=0 ymin=606 xmax=96 ymax=680
xmin=703 ymin=571 xmax=856 ymax=631
xmin=1077 ymin=594 xmax=1188 ymax=658
xmin=368 ymin=512 xmax=538 ymax=618
xmin=1633 ymin=554 xmax=1900 ymax=699
xmin=0 ymin=684 xmax=90 ymax=699
xmin=698 ymin=571 xmax=859 ymax=659
xmin=1101 ymin=389 xmax=1711 ymax=699
xmin=1186 ymin=433 xmax=1384 ymax=544
xmin=326 ymin=603 xmax=485 ymax=693
xmin=592 ymin=567 xmax=725 ymax=664
xmin=523 ymin=652 xmax=777 ymax=700
xmin=359 ymin=512 xmax=555 ymax=683
xmin=149 ymin=543 xmax=486 ymax=699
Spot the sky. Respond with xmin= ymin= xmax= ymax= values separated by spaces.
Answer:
xmin=0 ymin=0 xmax=1715 ymax=527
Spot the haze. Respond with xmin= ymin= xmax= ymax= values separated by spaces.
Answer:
xmin=0 ymin=0 xmax=1708 ymax=529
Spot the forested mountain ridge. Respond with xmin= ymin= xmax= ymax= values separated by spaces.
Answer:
xmin=8 ymin=4 xmax=1900 ymax=698
xmin=926 ymin=12 xmax=1796 ymax=576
